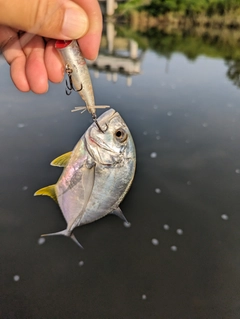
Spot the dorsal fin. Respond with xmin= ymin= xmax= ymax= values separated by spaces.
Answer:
xmin=34 ymin=185 xmax=57 ymax=203
xmin=50 ymin=151 xmax=72 ymax=167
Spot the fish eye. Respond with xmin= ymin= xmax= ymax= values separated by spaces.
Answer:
xmin=114 ymin=128 xmax=128 ymax=142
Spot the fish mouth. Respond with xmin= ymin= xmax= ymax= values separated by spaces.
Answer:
xmin=85 ymin=108 xmax=120 ymax=154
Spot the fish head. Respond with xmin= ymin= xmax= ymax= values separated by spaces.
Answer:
xmin=85 ymin=109 xmax=136 ymax=165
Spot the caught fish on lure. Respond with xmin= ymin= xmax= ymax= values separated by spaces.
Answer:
xmin=34 ymin=109 xmax=136 ymax=248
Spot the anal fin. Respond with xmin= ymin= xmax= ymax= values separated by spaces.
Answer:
xmin=34 ymin=185 xmax=57 ymax=203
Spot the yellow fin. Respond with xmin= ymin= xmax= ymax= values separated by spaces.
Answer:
xmin=34 ymin=185 xmax=57 ymax=203
xmin=50 ymin=151 xmax=72 ymax=167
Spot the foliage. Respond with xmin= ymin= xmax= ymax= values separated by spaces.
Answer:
xmin=139 ymin=0 xmax=240 ymax=16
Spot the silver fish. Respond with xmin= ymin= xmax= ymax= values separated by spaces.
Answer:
xmin=34 ymin=109 xmax=136 ymax=248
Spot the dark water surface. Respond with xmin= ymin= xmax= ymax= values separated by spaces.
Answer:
xmin=1 ymin=24 xmax=240 ymax=319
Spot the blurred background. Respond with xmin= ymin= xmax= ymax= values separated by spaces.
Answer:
xmin=1 ymin=1 xmax=240 ymax=318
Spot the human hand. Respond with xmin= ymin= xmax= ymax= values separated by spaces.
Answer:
xmin=0 ymin=0 xmax=102 ymax=93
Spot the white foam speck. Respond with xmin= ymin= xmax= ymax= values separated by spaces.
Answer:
xmin=171 ymin=245 xmax=177 ymax=251
xmin=150 ymin=152 xmax=157 ymax=158
xmin=176 ymin=229 xmax=183 ymax=235
xmin=123 ymin=221 xmax=131 ymax=228
xmin=155 ymin=188 xmax=161 ymax=194
xmin=156 ymin=136 xmax=161 ymax=140
xmin=38 ymin=238 xmax=46 ymax=245
xmin=221 ymin=214 xmax=229 ymax=221
xmin=17 ymin=123 xmax=25 ymax=128
xmin=151 ymin=238 xmax=159 ymax=246
xmin=167 ymin=111 xmax=173 ymax=116
xmin=153 ymin=105 xmax=158 ymax=110
xmin=163 ymin=224 xmax=170 ymax=230
xmin=79 ymin=261 xmax=84 ymax=267
xmin=13 ymin=275 xmax=20 ymax=282
xmin=142 ymin=294 xmax=147 ymax=300
xmin=202 ymin=122 xmax=208 ymax=127
xmin=185 ymin=139 xmax=190 ymax=144
xmin=143 ymin=131 xmax=148 ymax=136
xmin=22 ymin=186 xmax=28 ymax=191
xmin=186 ymin=181 xmax=192 ymax=186
xmin=235 ymin=169 xmax=240 ymax=174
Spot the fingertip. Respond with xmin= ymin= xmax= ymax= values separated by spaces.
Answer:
xmin=10 ymin=57 xmax=30 ymax=92
xmin=78 ymin=33 xmax=101 ymax=60
xmin=45 ymin=40 xmax=65 ymax=84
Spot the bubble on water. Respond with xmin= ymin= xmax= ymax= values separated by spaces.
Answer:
xmin=143 ymin=131 xmax=148 ymax=136
xmin=163 ymin=224 xmax=170 ymax=230
xmin=13 ymin=275 xmax=20 ymax=282
xmin=176 ymin=229 xmax=183 ymax=235
xmin=79 ymin=261 xmax=84 ymax=267
xmin=38 ymin=238 xmax=46 ymax=245
xmin=171 ymin=245 xmax=177 ymax=252
xmin=155 ymin=188 xmax=161 ymax=194
xmin=185 ymin=139 xmax=190 ymax=144
xmin=235 ymin=169 xmax=240 ymax=174
xmin=123 ymin=221 xmax=131 ymax=228
xmin=22 ymin=186 xmax=28 ymax=191
xmin=186 ymin=181 xmax=192 ymax=186
xmin=153 ymin=105 xmax=158 ymax=110
xmin=151 ymin=238 xmax=159 ymax=246
xmin=167 ymin=111 xmax=173 ymax=116
xmin=150 ymin=152 xmax=157 ymax=158
xmin=156 ymin=136 xmax=161 ymax=140
xmin=142 ymin=294 xmax=147 ymax=300
xmin=221 ymin=214 xmax=229 ymax=220
xmin=17 ymin=123 xmax=25 ymax=128
xmin=202 ymin=122 xmax=208 ymax=127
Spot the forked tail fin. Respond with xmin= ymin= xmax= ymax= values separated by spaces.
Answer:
xmin=41 ymin=229 xmax=83 ymax=249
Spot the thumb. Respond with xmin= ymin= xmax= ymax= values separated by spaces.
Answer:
xmin=0 ymin=0 xmax=89 ymax=39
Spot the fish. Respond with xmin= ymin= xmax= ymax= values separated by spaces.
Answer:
xmin=34 ymin=109 xmax=136 ymax=248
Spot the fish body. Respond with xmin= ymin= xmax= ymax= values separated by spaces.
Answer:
xmin=35 ymin=109 xmax=136 ymax=247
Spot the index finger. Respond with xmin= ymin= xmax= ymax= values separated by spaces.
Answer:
xmin=75 ymin=0 xmax=102 ymax=60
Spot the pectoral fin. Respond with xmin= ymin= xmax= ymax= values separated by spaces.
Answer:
xmin=34 ymin=185 xmax=57 ymax=203
xmin=110 ymin=207 xmax=128 ymax=223
xmin=51 ymin=151 xmax=72 ymax=167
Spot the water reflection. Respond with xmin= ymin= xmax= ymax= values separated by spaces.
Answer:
xmin=90 ymin=21 xmax=240 ymax=89
xmin=87 ymin=21 xmax=145 ymax=86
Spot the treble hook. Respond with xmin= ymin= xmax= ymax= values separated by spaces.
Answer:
xmin=65 ymin=64 xmax=83 ymax=96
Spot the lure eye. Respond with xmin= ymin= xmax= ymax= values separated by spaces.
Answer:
xmin=115 ymin=128 xmax=128 ymax=142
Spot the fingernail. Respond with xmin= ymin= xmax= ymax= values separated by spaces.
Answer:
xmin=62 ymin=4 xmax=88 ymax=39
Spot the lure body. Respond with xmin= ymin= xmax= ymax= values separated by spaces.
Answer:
xmin=55 ymin=40 xmax=96 ymax=116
